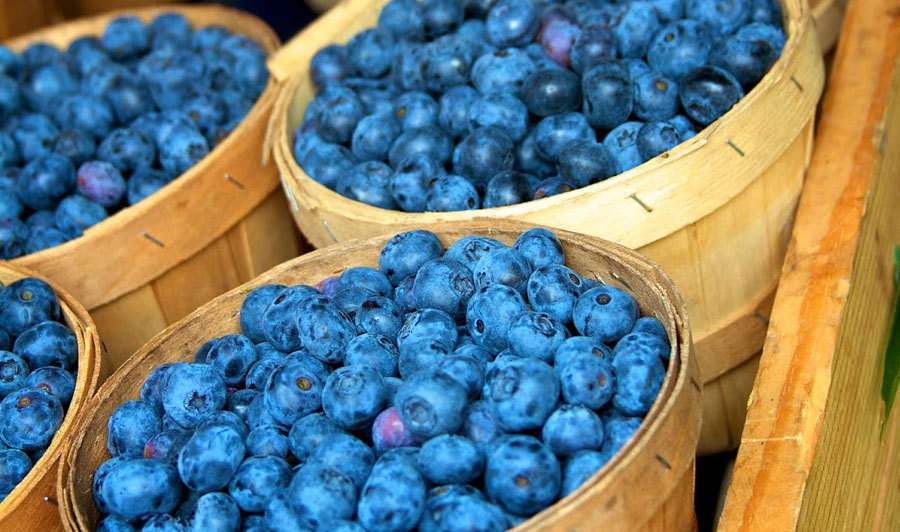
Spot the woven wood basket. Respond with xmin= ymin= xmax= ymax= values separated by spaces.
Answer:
xmin=58 ymin=219 xmax=701 ymax=532
xmin=266 ymin=0 xmax=824 ymax=454
xmin=3 ymin=5 xmax=302 ymax=370
xmin=0 ymin=262 xmax=103 ymax=532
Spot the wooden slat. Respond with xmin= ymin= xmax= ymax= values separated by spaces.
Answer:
xmin=719 ymin=0 xmax=900 ymax=529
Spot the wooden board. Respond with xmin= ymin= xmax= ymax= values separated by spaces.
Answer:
xmin=719 ymin=0 xmax=900 ymax=529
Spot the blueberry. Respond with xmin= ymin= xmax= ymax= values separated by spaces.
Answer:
xmin=389 ymin=125 xmax=453 ymax=167
xmin=371 ymin=406 xmax=418 ymax=453
xmin=614 ymin=330 xmax=671 ymax=362
xmin=438 ymin=85 xmax=479 ymax=139
xmin=436 ymin=352 xmax=486 ymax=399
xmin=297 ymin=295 xmax=356 ymax=364
xmin=1 ymin=279 xmax=60 ymax=336
xmin=397 ymin=308 xmax=458 ymax=351
xmin=0 ymin=352 xmax=28 ymax=400
xmin=101 ymin=16 xmax=150 ymax=60
xmin=240 ymin=284 xmax=287 ymax=343
xmin=21 ymin=63 xmax=78 ymax=115
xmin=612 ymin=349 xmax=666 ymax=416
xmin=93 ymin=455 xmax=126 ymax=516
xmin=521 ymin=68 xmax=582 ymax=118
xmin=554 ymin=336 xmax=611 ymax=370
xmin=418 ymin=434 xmax=483 ymax=485
xmin=603 ymin=121 xmax=646 ymax=172
xmin=0 ymin=76 xmax=20 ymax=123
xmin=583 ymin=61 xmax=634 ymax=130
xmin=453 ymin=127 xmax=515 ymax=189
xmin=229 ymin=455 xmax=292 ymax=513
xmin=158 ymin=124 xmax=209 ymax=176
xmin=680 ymin=65 xmax=745 ymax=125
xmin=145 ymin=51 xmax=204 ymax=110
xmin=347 ymin=28 xmax=396 ymax=79
xmin=421 ymin=487 xmax=510 ymax=532
xmin=422 ymin=0 xmax=465 ymax=38
xmin=246 ymin=426 xmax=289 ymax=458
xmin=357 ymin=454 xmax=426 ymax=532
xmin=107 ymin=400 xmax=161 ymax=458
xmin=395 ymin=368 xmax=467 ymax=439
xmin=461 ymin=400 xmax=505 ymax=452
xmin=140 ymin=364 xmax=173 ymax=417
xmin=506 ymin=311 xmax=567 ymax=363
xmin=263 ymin=494 xmax=306 ymax=532
xmin=573 ymin=286 xmax=640 ymax=344
xmin=55 ymin=95 xmax=115 ymax=141
xmin=355 ymin=296 xmax=403 ymax=338
xmin=710 ymin=34 xmax=777 ymax=88
xmin=288 ymin=412 xmax=344 ymax=461
xmin=561 ymin=449 xmax=607 ymax=496
xmin=191 ymin=492 xmax=241 ymax=532
xmin=636 ymin=120 xmax=681 ymax=160
xmin=534 ymin=112 xmax=595 ymax=162
xmin=424 ymin=174 xmax=480 ymax=212
xmin=13 ymin=321 xmax=76 ymax=370
xmin=202 ymin=410 xmax=249 ymax=439
xmin=103 ymin=74 xmax=154 ymax=126
xmin=483 ymin=170 xmax=535 ymax=208
xmin=392 ymin=43 xmax=429 ymax=92
xmin=379 ymin=230 xmax=443 ymax=285
xmin=302 ymin=142 xmax=356 ymax=189
xmin=647 ymin=20 xmax=713 ymax=80
xmin=485 ymin=357 xmax=559 ymax=431
xmin=99 ymin=459 xmax=181 ymax=522
xmin=392 ymin=91 xmax=437 ymax=131
xmin=263 ymin=357 xmax=323 ymax=426
xmin=485 ymin=435 xmax=560 ymax=516
xmin=0 ymin=131 xmax=18 ymax=169
xmin=631 ymin=317 xmax=670 ymax=344
xmin=308 ymin=433 xmax=374 ymax=489
xmin=398 ymin=339 xmax=452 ymax=378
xmin=322 ymin=365 xmax=388 ymax=430
xmin=53 ymin=195 xmax=107 ymax=238
xmin=351 ymin=114 xmax=401 ymax=163
xmin=468 ymin=92 xmax=529 ymax=143
xmin=288 ymin=462 xmax=358 ymax=528
xmin=0 ymin=387 xmax=61 ymax=452
xmin=486 ymin=0 xmax=539 ymax=47
xmin=338 ymin=267 xmax=393 ymax=298
xmin=332 ymin=287 xmax=378 ymax=322
xmin=471 ymin=48 xmax=536 ymax=97
xmin=17 ymin=154 xmax=75 ymax=211
xmin=526 ymin=8 xmax=584 ymax=67
xmin=52 ymin=129 xmax=95 ymax=167
xmin=379 ymin=0 xmax=425 ymax=40
xmin=558 ymin=138 xmax=618 ymax=188
xmin=445 ymin=235 xmax=506 ymax=273
xmin=142 ymin=429 xmax=190 ymax=462
xmin=0 ymin=46 xmax=22 ymax=78
xmin=74 ymin=161 xmax=125 ymax=208
xmin=736 ymin=22 xmax=786 ymax=56
xmin=161 ymin=363 xmax=227 ymax=429
xmin=612 ymin=1 xmax=661 ymax=58
xmin=599 ymin=413 xmax=643 ymax=457
xmin=310 ymin=45 xmax=353 ymax=89
xmin=206 ymin=334 xmax=258 ymax=387
xmin=687 ymin=0 xmax=751 ymax=35
xmin=542 ymin=404 xmax=604 ymax=457
xmin=514 ymin=130 xmax=555 ymax=180
xmin=473 ymin=248 xmax=532 ymax=296
xmin=316 ymin=86 xmax=366 ymax=145
xmin=177 ymin=421 xmax=245 ymax=493
xmin=466 ymin=284 xmax=528 ymax=353
xmin=558 ymin=351 xmax=616 ymax=410
xmin=634 ymin=70 xmax=680 ymax=121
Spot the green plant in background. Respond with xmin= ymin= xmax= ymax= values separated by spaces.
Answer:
xmin=881 ymin=245 xmax=900 ymax=438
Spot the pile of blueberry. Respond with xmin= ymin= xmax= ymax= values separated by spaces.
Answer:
xmin=294 ymin=0 xmax=786 ymax=213
xmin=0 ymin=277 xmax=78 ymax=501
xmin=92 ymin=228 xmax=671 ymax=532
xmin=0 ymin=12 xmax=269 ymax=259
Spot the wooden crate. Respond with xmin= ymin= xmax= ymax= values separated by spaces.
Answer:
xmin=4 ymin=6 xmax=302 ymax=369
xmin=59 ymin=220 xmax=702 ymax=532
xmin=0 ymin=262 xmax=104 ymax=532
xmin=267 ymin=0 xmax=824 ymax=454
xmin=719 ymin=0 xmax=900 ymax=529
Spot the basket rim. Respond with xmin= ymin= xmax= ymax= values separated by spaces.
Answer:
xmin=59 ymin=220 xmax=700 ymax=531
xmin=272 ymin=0 xmax=821 ymax=247
xmin=0 ymin=261 xmax=102 ymax=520
xmin=5 ymin=4 xmax=282 ymax=299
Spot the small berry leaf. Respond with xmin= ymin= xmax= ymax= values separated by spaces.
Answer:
xmin=880 ymin=245 xmax=900 ymax=438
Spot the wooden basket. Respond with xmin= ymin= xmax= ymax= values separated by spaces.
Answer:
xmin=4 ymin=5 xmax=302 ymax=370
xmin=720 ymin=0 xmax=900 ymax=528
xmin=0 ymin=262 xmax=103 ymax=532
xmin=59 ymin=220 xmax=701 ymax=532
xmin=265 ymin=0 xmax=824 ymax=454
xmin=811 ymin=0 xmax=846 ymax=53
